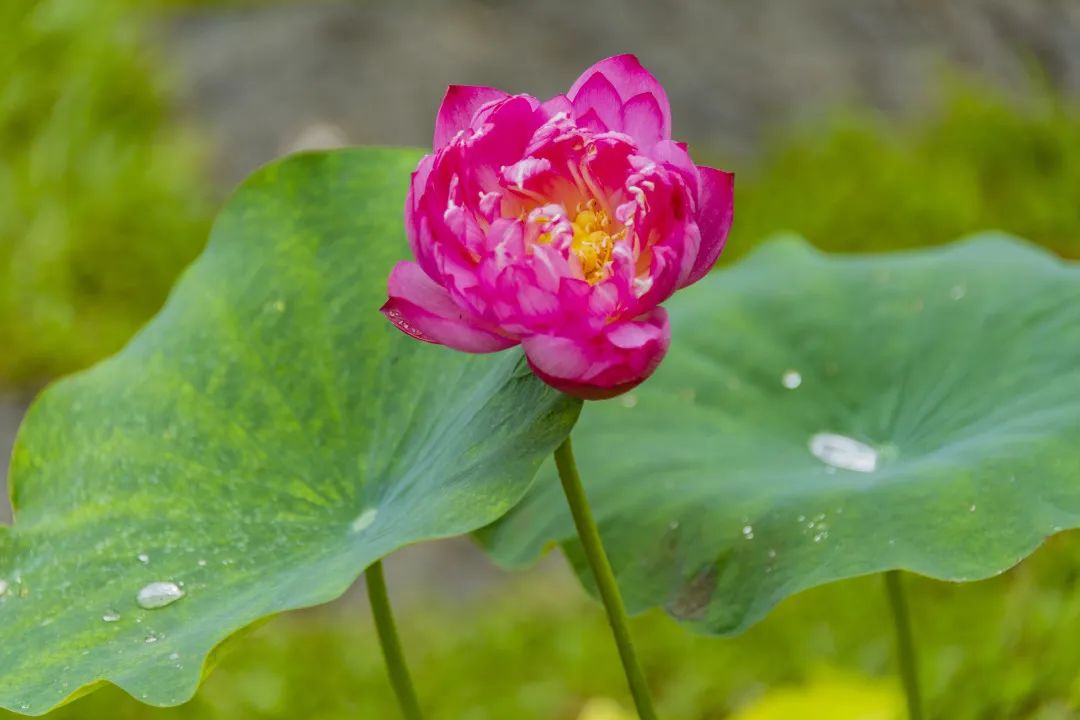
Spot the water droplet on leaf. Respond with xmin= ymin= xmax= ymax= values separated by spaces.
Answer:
xmin=137 ymin=553 xmax=150 ymax=564
xmin=102 ymin=611 xmax=121 ymax=623
xmin=781 ymin=370 xmax=802 ymax=389
xmin=350 ymin=508 xmax=378 ymax=533
xmin=137 ymin=582 xmax=185 ymax=610
xmin=808 ymin=433 xmax=879 ymax=473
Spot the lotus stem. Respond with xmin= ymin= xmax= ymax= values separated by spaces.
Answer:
xmin=554 ymin=436 xmax=660 ymax=720
xmin=884 ymin=570 xmax=923 ymax=720
xmin=366 ymin=560 xmax=424 ymax=720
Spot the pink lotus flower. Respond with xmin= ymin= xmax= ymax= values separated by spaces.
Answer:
xmin=382 ymin=55 xmax=733 ymax=399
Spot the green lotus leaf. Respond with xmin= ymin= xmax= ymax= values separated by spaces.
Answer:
xmin=0 ymin=147 xmax=581 ymax=714
xmin=480 ymin=235 xmax=1080 ymax=635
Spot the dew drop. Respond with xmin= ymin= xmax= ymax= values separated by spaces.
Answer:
xmin=137 ymin=553 xmax=150 ymax=564
xmin=781 ymin=370 xmax=802 ymax=389
xmin=742 ymin=525 xmax=754 ymax=540
xmin=102 ymin=610 xmax=121 ymax=623
xmin=137 ymin=582 xmax=185 ymax=610
xmin=350 ymin=508 xmax=378 ymax=533
xmin=385 ymin=308 xmax=424 ymax=338
xmin=620 ymin=393 xmax=639 ymax=409
xmin=668 ymin=520 xmax=680 ymax=531
xmin=144 ymin=633 xmax=160 ymax=644
xmin=767 ymin=549 xmax=777 ymax=559
xmin=196 ymin=559 xmax=207 ymax=567
xmin=969 ymin=504 xmax=977 ymax=512
xmin=809 ymin=433 xmax=879 ymax=473
xmin=168 ymin=652 xmax=180 ymax=661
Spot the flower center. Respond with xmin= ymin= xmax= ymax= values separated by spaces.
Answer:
xmin=570 ymin=199 xmax=625 ymax=285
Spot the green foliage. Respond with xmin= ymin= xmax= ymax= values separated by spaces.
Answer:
xmin=7 ymin=534 xmax=1080 ymax=719
xmin=0 ymin=0 xmax=210 ymax=386
xmin=483 ymin=235 xmax=1080 ymax=635
xmin=728 ymin=83 xmax=1080 ymax=262
xmin=0 ymin=148 xmax=580 ymax=714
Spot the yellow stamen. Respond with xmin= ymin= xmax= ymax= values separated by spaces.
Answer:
xmin=521 ymin=197 xmax=626 ymax=283
xmin=571 ymin=199 xmax=623 ymax=284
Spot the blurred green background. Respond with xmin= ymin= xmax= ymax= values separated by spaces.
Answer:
xmin=3 ymin=0 xmax=1080 ymax=717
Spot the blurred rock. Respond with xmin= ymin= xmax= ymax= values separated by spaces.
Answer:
xmin=282 ymin=120 xmax=349 ymax=155
xmin=166 ymin=0 xmax=1080 ymax=189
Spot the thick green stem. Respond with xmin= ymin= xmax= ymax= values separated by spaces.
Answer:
xmin=366 ymin=560 xmax=424 ymax=720
xmin=554 ymin=436 xmax=659 ymax=720
xmin=884 ymin=570 xmax=923 ymax=720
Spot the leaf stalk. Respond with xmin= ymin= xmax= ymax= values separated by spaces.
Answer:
xmin=554 ymin=435 xmax=659 ymax=720
xmin=366 ymin=560 xmax=424 ymax=720
xmin=884 ymin=570 xmax=923 ymax=720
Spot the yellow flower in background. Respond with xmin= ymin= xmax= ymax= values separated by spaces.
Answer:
xmin=731 ymin=674 xmax=902 ymax=720
xmin=577 ymin=674 xmax=899 ymax=720
xmin=577 ymin=697 xmax=635 ymax=720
